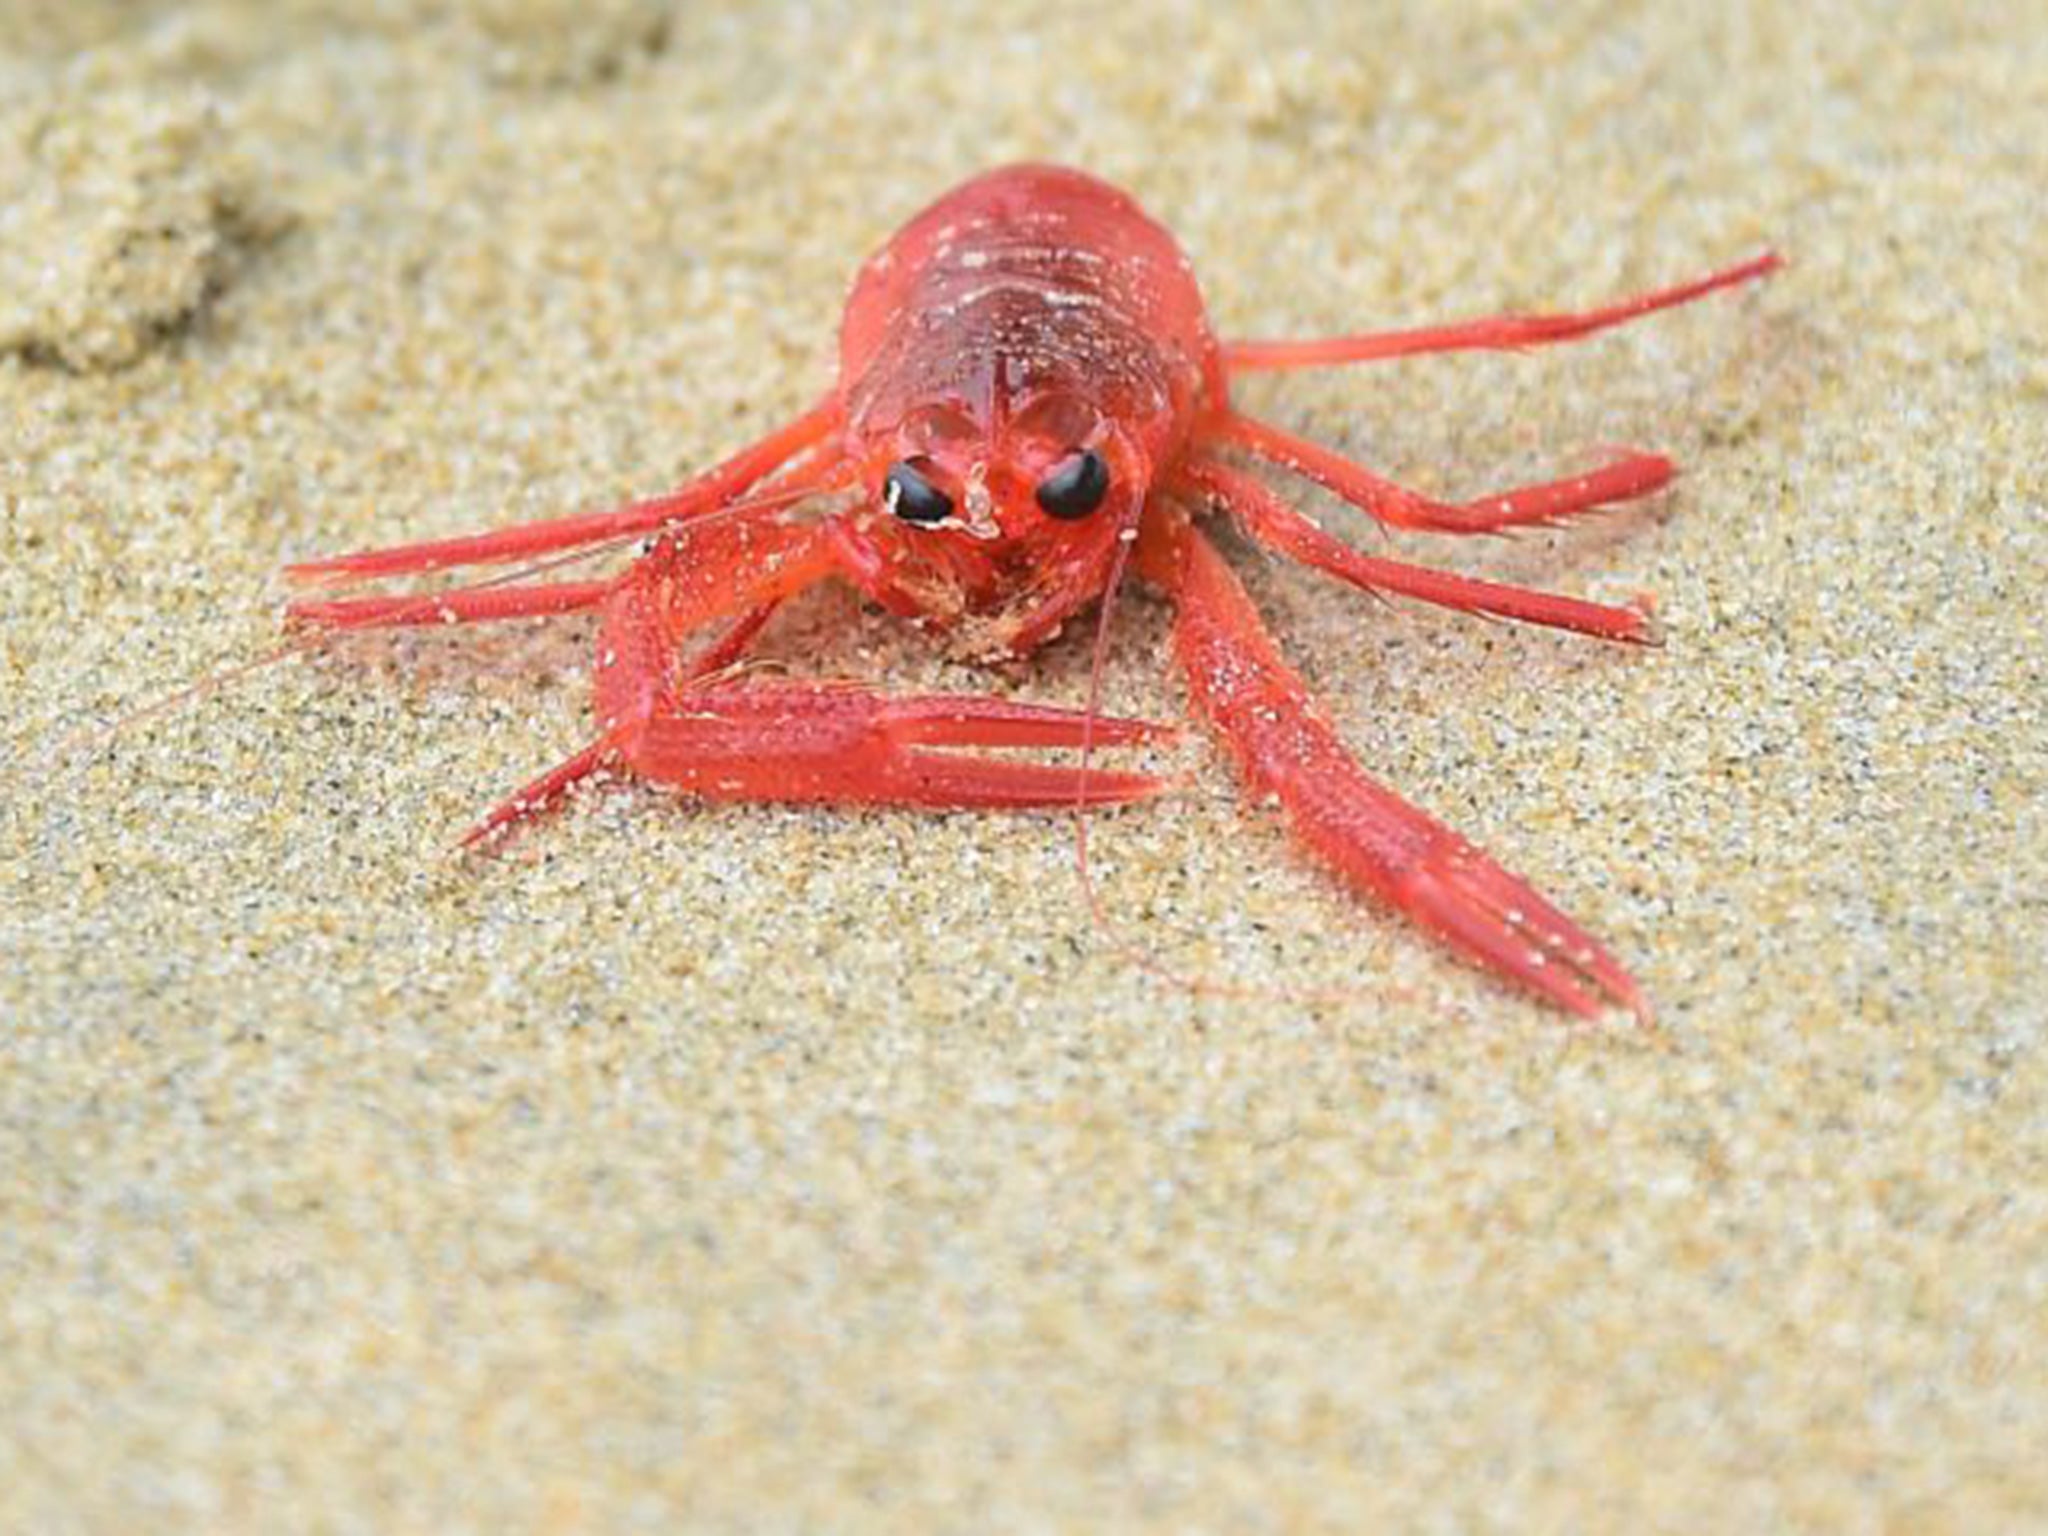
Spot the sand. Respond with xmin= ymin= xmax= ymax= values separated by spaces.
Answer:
xmin=4 ymin=1 xmax=2044 ymax=1529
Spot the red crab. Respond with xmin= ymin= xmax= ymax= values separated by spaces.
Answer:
xmin=288 ymin=164 xmax=1777 ymax=1020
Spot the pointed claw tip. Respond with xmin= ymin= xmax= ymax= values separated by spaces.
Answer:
xmin=1099 ymin=770 xmax=1178 ymax=806
xmin=1607 ymin=978 xmax=1657 ymax=1030
xmin=282 ymin=559 xmax=357 ymax=589
xmin=1559 ymin=988 xmax=1654 ymax=1032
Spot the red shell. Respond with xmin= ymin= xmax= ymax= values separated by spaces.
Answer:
xmin=837 ymin=165 xmax=1225 ymax=467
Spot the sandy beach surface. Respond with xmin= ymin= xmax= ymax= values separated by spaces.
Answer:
xmin=4 ymin=2 xmax=2044 ymax=1529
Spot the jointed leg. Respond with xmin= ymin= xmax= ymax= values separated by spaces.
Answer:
xmin=681 ymin=599 xmax=783 ymax=682
xmin=459 ymin=739 xmax=617 ymax=849
xmin=1175 ymin=458 xmax=1657 ymax=645
xmin=1137 ymin=508 xmax=1647 ymax=1021
xmin=287 ymin=579 xmax=616 ymax=632
xmin=1207 ymin=252 xmax=1779 ymax=542
xmin=1222 ymin=253 xmax=1779 ymax=371
xmin=287 ymin=396 xmax=842 ymax=584
xmin=1211 ymin=412 xmax=1675 ymax=536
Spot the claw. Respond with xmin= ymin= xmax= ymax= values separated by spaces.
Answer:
xmin=1402 ymin=851 xmax=1650 ymax=1023
xmin=889 ymin=751 xmax=1170 ymax=810
xmin=623 ymin=685 xmax=1172 ymax=811
xmin=878 ymin=696 xmax=1175 ymax=751
xmin=1142 ymin=508 xmax=1652 ymax=1022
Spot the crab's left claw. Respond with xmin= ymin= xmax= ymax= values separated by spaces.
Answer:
xmin=622 ymin=688 xmax=1176 ymax=811
xmin=1141 ymin=508 xmax=1649 ymax=1023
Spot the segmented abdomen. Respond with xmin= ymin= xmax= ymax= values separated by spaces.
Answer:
xmin=837 ymin=165 xmax=1219 ymax=437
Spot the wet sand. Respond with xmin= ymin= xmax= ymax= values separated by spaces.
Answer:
xmin=4 ymin=2 xmax=2044 ymax=1529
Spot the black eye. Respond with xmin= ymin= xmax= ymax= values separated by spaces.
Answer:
xmin=884 ymin=459 xmax=953 ymax=524
xmin=1035 ymin=448 xmax=1110 ymax=520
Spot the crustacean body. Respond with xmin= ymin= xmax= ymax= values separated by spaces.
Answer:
xmin=289 ymin=165 xmax=1777 ymax=1019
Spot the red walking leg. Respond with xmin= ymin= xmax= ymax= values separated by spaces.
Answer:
xmin=286 ymin=397 xmax=842 ymax=584
xmin=1175 ymin=458 xmax=1656 ymax=644
xmin=459 ymin=739 xmax=618 ymax=850
xmin=1221 ymin=253 xmax=1779 ymax=371
xmin=1211 ymin=412 xmax=1675 ymax=535
xmin=1138 ymin=508 xmax=1648 ymax=1022
xmin=286 ymin=579 xmax=615 ymax=632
